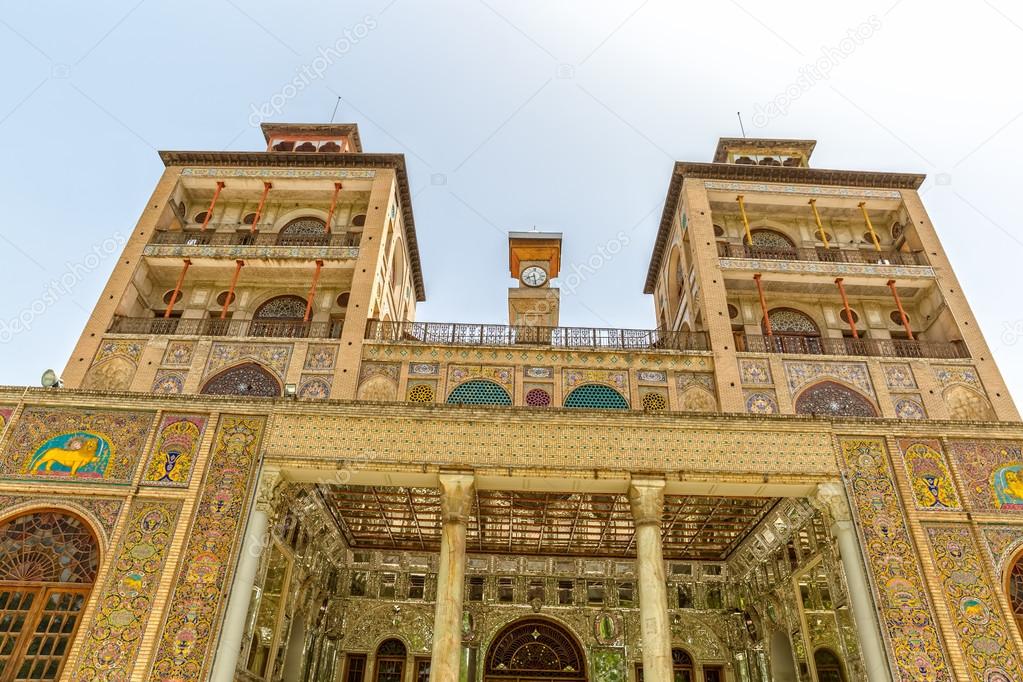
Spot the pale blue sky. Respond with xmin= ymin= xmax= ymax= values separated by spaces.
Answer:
xmin=0 ymin=1 xmax=1020 ymax=401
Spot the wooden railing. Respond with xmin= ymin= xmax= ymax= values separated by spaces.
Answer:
xmin=366 ymin=320 xmax=710 ymax=351
xmin=717 ymin=242 xmax=927 ymax=266
xmin=735 ymin=333 xmax=968 ymax=359
xmin=108 ymin=316 xmax=344 ymax=339
xmin=149 ymin=230 xmax=361 ymax=248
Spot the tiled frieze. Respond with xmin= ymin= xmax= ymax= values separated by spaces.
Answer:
xmin=923 ymin=524 xmax=1021 ymax=681
xmin=0 ymin=407 xmax=154 ymax=484
xmin=149 ymin=415 xmax=265 ymax=682
xmin=896 ymin=439 xmax=961 ymax=510
xmin=141 ymin=414 xmax=209 ymax=488
xmin=948 ymin=439 xmax=1023 ymax=513
xmin=70 ymin=499 xmax=182 ymax=681
xmin=838 ymin=438 xmax=952 ymax=681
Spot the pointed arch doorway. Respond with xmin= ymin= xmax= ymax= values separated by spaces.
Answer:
xmin=484 ymin=618 xmax=586 ymax=682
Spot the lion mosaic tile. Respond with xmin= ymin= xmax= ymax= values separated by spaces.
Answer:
xmin=923 ymin=524 xmax=1021 ymax=681
xmin=897 ymin=439 xmax=961 ymax=510
xmin=266 ymin=413 xmax=837 ymax=475
xmin=838 ymin=438 xmax=952 ymax=681
xmin=70 ymin=499 xmax=181 ymax=681
xmin=948 ymin=439 xmax=1023 ymax=513
xmin=0 ymin=407 xmax=154 ymax=484
xmin=141 ymin=414 xmax=208 ymax=488
xmin=149 ymin=415 xmax=265 ymax=682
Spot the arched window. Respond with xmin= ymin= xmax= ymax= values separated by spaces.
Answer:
xmin=485 ymin=618 xmax=585 ymax=680
xmin=251 ymin=295 xmax=308 ymax=338
xmin=795 ymin=381 xmax=878 ymax=418
xmin=374 ymin=639 xmax=407 ymax=682
xmin=813 ymin=648 xmax=847 ymax=682
xmin=446 ymin=380 xmax=512 ymax=406
xmin=295 ymin=142 xmax=316 ymax=152
xmin=200 ymin=362 xmax=281 ymax=397
xmin=277 ymin=217 xmax=327 ymax=245
xmin=318 ymin=141 xmax=341 ymax=153
xmin=765 ymin=308 xmax=819 ymax=336
xmin=1008 ymin=550 xmax=1023 ymax=636
xmin=0 ymin=511 xmax=99 ymax=681
xmin=751 ymin=229 xmax=795 ymax=251
xmin=564 ymin=384 xmax=629 ymax=410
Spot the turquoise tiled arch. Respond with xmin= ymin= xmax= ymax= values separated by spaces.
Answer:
xmin=563 ymin=384 xmax=629 ymax=410
xmin=446 ymin=379 xmax=512 ymax=406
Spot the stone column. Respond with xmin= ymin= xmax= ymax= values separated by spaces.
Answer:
xmin=814 ymin=482 xmax=891 ymax=682
xmin=629 ymin=480 xmax=673 ymax=682
xmin=210 ymin=469 xmax=279 ymax=682
xmin=430 ymin=474 xmax=475 ymax=682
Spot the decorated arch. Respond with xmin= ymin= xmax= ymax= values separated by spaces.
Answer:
xmin=484 ymin=617 xmax=586 ymax=680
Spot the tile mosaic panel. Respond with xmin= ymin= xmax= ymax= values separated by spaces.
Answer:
xmin=359 ymin=361 xmax=400 ymax=382
xmin=298 ymin=375 xmax=332 ymax=399
xmin=142 ymin=414 xmax=208 ymax=488
xmin=204 ymin=342 xmax=291 ymax=380
xmin=893 ymin=395 xmax=926 ymax=420
xmin=744 ymin=390 xmax=778 ymax=415
xmin=449 ymin=364 xmax=514 ymax=388
xmin=70 ymin=499 xmax=181 ymax=681
xmin=898 ymin=439 xmax=961 ymax=510
xmin=934 ymin=365 xmax=983 ymax=390
xmin=923 ymin=524 xmax=1021 ymax=681
xmin=676 ymin=372 xmax=715 ymax=391
xmin=525 ymin=366 xmax=553 ymax=378
xmin=93 ymin=340 xmax=144 ymax=365
xmin=0 ymin=407 xmax=12 ymax=434
xmin=303 ymin=345 xmax=337 ymax=370
xmin=565 ymin=369 xmax=628 ymax=391
xmin=161 ymin=341 xmax=194 ymax=367
xmin=149 ymin=415 xmax=265 ymax=682
xmin=151 ymin=371 xmax=184 ymax=395
xmin=980 ymin=525 xmax=1023 ymax=574
xmin=785 ymin=361 xmax=873 ymax=396
xmin=409 ymin=362 xmax=439 ymax=375
xmin=636 ymin=370 xmax=667 ymax=383
xmin=949 ymin=440 xmax=1023 ymax=513
xmin=739 ymin=358 xmax=772 ymax=385
xmin=0 ymin=407 xmax=153 ymax=484
xmin=838 ymin=438 xmax=952 ymax=681
xmin=883 ymin=363 xmax=917 ymax=390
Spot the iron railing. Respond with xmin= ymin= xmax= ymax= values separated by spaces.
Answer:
xmin=735 ymin=333 xmax=968 ymax=359
xmin=365 ymin=320 xmax=710 ymax=351
xmin=107 ymin=316 xmax=344 ymax=339
xmin=717 ymin=242 xmax=927 ymax=267
xmin=149 ymin=230 xmax=361 ymax=248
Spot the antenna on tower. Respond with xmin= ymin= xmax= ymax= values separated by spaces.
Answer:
xmin=737 ymin=111 xmax=747 ymax=138
xmin=330 ymin=97 xmax=342 ymax=123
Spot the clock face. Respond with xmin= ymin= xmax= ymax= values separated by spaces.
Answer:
xmin=521 ymin=266 xmax=548 ymax=287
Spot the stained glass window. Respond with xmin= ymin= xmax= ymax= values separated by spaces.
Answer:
xmin=485 ymin=619 xmax=585 ymax=678
xmin=765 ymin=308 xmax=820 ymax=335
xmin=446 ymin=380 xmax=511 ymax=406
xmin=279 ymin=217 xmax=326 ymax=236
xmin=200 ymin=362 xmax=282 ymax=397
xmin=751 ymin=230 xmax=794 ymax=249
xmin=794 ymin=381 xmax=878 ymax=418
xmin=0 ymin=512 xmax=98 ymax=682
xmin=564 ymin=384 xmax=629 ymax=410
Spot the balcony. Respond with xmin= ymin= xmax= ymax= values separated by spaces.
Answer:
xmin=143 ymin=229 xmax=361 ymax=260
xmin=108 ymin=316 xmax=343 ymax=339
xmin=717 ymin=242 xmax=927 ymax=266
xmin=735 ymin=333 xmax=968 ymax=359
xmin=366 ymin=320 xmax=710 ymax=352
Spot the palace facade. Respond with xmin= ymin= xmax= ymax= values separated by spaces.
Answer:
xmin=0 ymin=125 xmax=1021 ymax=682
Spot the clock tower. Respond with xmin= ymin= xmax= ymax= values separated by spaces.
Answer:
xmin=508 ymin=231 xmax=561 ymax=329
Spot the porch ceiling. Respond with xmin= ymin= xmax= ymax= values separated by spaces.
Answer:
xmin=319 ymin=485 xmax=778 ymax=561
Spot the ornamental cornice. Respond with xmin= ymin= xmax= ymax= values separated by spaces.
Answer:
xmin=718 ymin=257 xmax=935 ymax=279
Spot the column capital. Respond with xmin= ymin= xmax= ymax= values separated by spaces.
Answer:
xmin=629 ymin=479 xmax=666 ymax=527
xmin=438 ymin=474 xmax=475 ymax=524
xmin=255 ymin=468 xmax=282 ymax=513
xmin=813 ymin=481 xmax=852 ymax=523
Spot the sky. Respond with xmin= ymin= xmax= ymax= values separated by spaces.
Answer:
xmin=0 ymin=1 xmax=1020 ymax=402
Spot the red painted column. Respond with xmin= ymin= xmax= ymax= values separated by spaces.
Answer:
xmin=250 ymin=182 xmax=272 ymax=233
xmin=887 ymin=279 xmax=915 ymax=340
xmin=324 ymin=182 xmax=342 ymax=234
xmin=222 ymin=260 xmax=245 ymax=319
xmin=304 ymin=260 xmax=324 ymax=322
xmin=164 ymin=259 xmax=191 ymax=318
xmin=200 ymin=181 xmax=225 ymax=231
xmin=754 ymin=273 xmax=771 ymax=336
xmin=835 ymin=277 xmax=859 ymax=339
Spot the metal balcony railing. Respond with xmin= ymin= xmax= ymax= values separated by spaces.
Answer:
xmin=717 ymin=242 xmax=927 ymax=267
xmin=149 ymin=230 xmax=361 ymax=248
xmin=735 ymin=333 xmax=968 ymax=359
xmin=365 ymin=320 xmax=710 ymax=351
xmin=107 ymin=316 xmax=344 ymax=339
